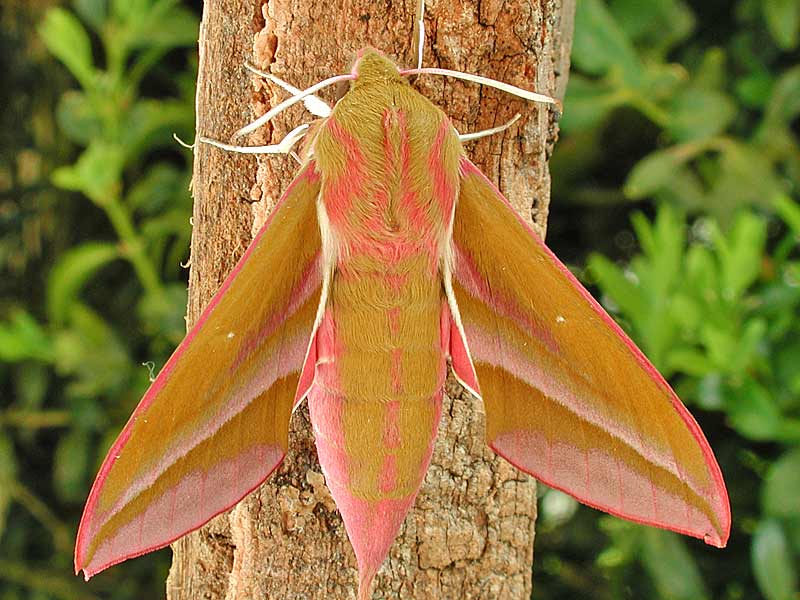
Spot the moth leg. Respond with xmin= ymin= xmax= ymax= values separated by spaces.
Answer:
xmin=234 ymin=73 xmax=353 ymax=138
xmin=199 ymin=123 xmax=310 ymax=156
xmin=457 ymin=114 xmax=521 ymax=142
xmin=244 ymin=63 xmax=332 ymax=118
xmin=412 ymin=0 xmax=426 ymax=70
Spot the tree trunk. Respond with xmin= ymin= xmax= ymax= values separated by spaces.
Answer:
xmin=167 ymin=0 xmax=574 ymax=598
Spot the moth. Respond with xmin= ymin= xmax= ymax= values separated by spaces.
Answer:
xmin=75 ymin=50 xmax=730 ymax=598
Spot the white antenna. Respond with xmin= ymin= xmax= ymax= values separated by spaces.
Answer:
xmin=400 ymin=66 xmax=562 ymax=114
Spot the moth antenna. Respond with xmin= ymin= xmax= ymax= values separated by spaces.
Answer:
xmin=200 ymin=123 xmax=310 ymax=155
xmin=234 ymin=73 xmax=354 ymax=139
xmin=399 ymin=67 xmax=563 ymax=113
xmin=172 ymin=133 xmax=195 ymax=149
xmin=457 ymin=113 xmax=522 ymax=142
xmin=413 ymin=0 xmax=426 ymax=70
xmin=244 ymin=63 xmax=332 ymax=118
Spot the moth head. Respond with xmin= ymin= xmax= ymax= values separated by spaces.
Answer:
xmin=349 ymin=48 xmax=407 ymax=91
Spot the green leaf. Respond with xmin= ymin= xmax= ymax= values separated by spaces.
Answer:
xmin=655 ymin=168 xmax=707 ymax=212
xmin=73 ymin=0 xmax=108 ymax=31
xmin=128 ymin=3 xmax=199 ymax=50
xmin=53 ymin=304 xmax=131 ymax=398
xmin=624 ymin=149 xmax=693 ymax=199
xmin=632 ymin=206 xmax=685 ymax=297
xmin=124 ymin=99 xmax=193 ymax=153
xmin=127 ymin=163 xmax=188 ymax=215
xmin=55 ymin=90 xmax=103 ymax=146
xmin=696 ymin=373 xmax=724 ymax=410
xmin=140 ymin=210 xmax=191 ymax=242
xmin=707 ymin=142 xmax=785 ymax=215
xmin=773 ymin=339 xmax=800 ymax=401
xmin=699 ymin=323 xmax=737 ymax=370
xmin=693 ymin=48 xmax=727 ymax=91
xmin=0 ymin=432 xmax=18 ymax=538
xmin=38 ymin=8 xmax=96 ymax=88
xmin=752 ymin=519 xmax=798 ymax=600
xmin=668 ymin=88 xmax=736 ymax=142
xmin=726 ymin=378 xmax=782 ymax=440
xmin=51 ymin=142 xmax=125 ymax=203
xmin=111 ymin=0 xmax=152 ymax=22
xmin=685 ymin=245 xmax=719 ymax=302
xmin=560 ymin=76 xmax=624 ymax=133
xmin=775 ymin=195 xmax=800 ymax=236
xmin=669 ymin=293 xmax=701 ymax=331
xmin=572 ymin=0 xmax=643 ymax=85
xmin=763 ymin=449 xmax=800 ymax=519
xmin=13 ymin=363 xmax=49 ymax=411
xmin=665 ymin=347 xmax=715 ymax=377
xmin=641 ymin=529 xmax=708 ymax=600
xmin=588 ymin=254 xmax=646 ymax=324
xmin=764 ymin=66 xmax=800 ymax=125
xmin=47 ymin=242 xmax=119 ymax=325
xmin=137 ymin=284 xmax=188 ymax=345
xmin=53 ymin=429 xmax=90 ymax=502
xmin=610 ymin=0 xmax=695 ymax=52
xmin=737 ymin=70 xmax=775 ymax=109
xmin=0 ymin=310 xmax=53 ymax=363
xmin=712 ymin=211 xmax=767 ymax=298
xmin=763 ymin=0 xmax=800 ymax=50
xmin=736 ymin=318 xmax=768 ymax=373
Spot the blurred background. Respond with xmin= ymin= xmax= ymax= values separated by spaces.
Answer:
xmin=0 ymin=1 xmax=797 ymax=599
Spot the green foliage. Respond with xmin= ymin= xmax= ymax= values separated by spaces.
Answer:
xmin=1 ymin=1 xmax=196 ymax=597
xmin=540 ymin=1 xmax=800 ymax=599
xmin=552 ymin=0 xmax=798 ymax=221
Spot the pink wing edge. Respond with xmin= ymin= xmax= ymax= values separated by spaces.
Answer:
xmin=75 ymin=165 xmax=325 ymax=578
xmin=446 ymin=158 xmax=731 ymax=548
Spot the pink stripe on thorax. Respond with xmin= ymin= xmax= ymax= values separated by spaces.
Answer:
xmin=323 ymin=118 xmax=366 ymax=226
xmin=428 ymin=120 xmax=456 ymax=224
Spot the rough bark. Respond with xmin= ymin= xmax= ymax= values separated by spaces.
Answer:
xmin=167 ymin=1 xmax=573 ymax=598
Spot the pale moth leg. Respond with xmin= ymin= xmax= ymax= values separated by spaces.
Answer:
xmin=457 ymin=113 xmax=521 ymax=142
xmin=413 ymin=0 xmax=426 ymax=70
xmin=199 ymin=123 xmax=310 ymax=156
xmin=244 ymin=63 xmax=332 ymax=118
xmin=234 ymin=73 xmax=354 ymax=138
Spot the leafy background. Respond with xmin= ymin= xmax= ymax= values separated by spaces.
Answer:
xmin=0 ymin=0 xmax=797 ymax=599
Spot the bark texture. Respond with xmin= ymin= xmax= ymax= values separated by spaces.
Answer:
xmin=167 ymin=1 xmax=573 ymax=598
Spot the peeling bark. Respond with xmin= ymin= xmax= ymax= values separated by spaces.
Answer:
xmin=168 ymin=1 xmax=572 ymax=598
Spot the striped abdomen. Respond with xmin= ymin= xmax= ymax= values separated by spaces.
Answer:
xmin=308 ymin=252 xmax=447 ymax=585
